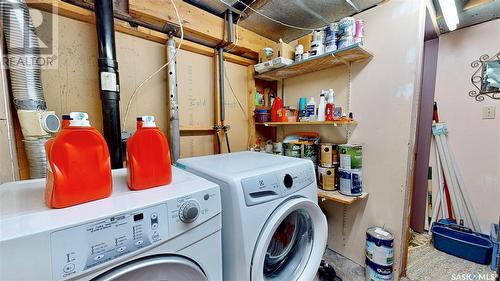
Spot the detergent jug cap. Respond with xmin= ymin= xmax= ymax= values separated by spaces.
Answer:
xmin=69 ymin=112 xmax=90 ymax=127
xmin=142 ymin=116 xmax=156 ymax=127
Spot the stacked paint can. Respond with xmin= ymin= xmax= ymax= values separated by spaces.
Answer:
xmin=339 ymin=144 xmax=363 ymax=196
xmin=317 ymin=143 xmax=339 ymax=191
xmin=365 ymin=227 xmax=394 ymax=281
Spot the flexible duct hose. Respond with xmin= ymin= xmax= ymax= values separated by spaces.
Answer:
xmin=2 ymin=0 xmax=50 ymax=178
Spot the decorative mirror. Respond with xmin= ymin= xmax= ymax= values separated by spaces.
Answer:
xmin=469 ymin=53 xmax=500 ymax=101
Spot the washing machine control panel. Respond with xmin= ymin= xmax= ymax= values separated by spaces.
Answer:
xmin=50 ymin=204 xmax=168 ymax=280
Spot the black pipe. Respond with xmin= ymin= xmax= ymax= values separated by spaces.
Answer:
xmin=218 ymin=47 xmax=225 ymax=122
xmin=227 ymin=10 xmax=234 ymax=44
xmin=95 ymin=0 xmax=123 ymax=168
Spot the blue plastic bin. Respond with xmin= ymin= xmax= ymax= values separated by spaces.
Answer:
xmin=431 ymin=222 xmax=493 ymax=265
xmin=491 ymin=223 xmax=499 ymax=271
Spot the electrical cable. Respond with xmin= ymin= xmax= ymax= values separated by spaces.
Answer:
xmin=122 ymin=0 xmax=184 ymax=132
xmin=218 ymin=0 xmax=325 ymax=31
xmin=223 ymin=62 xmax=247 ymax=119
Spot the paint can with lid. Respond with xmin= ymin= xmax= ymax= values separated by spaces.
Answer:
xmin=325 ymin=23 xmax=338 ymax=52
xmin=365 ymin=258 xmax=393 ymax=281
xmin=339 ymin=144 xmax=362 ymax=169
xmin=339 ymin=17 xmax=356 ymax=37
xmin=319 ymin=143 xmax=338 ymax=167
xmin=310 ymin=40 xmax=325 ymax=57
xmin=284 ymin=142 xmax=301 ymax=158
xmin=302 ymin=142 xmax=318 ymax=165
xmin=366 ymin=227 xmax=394 ymax=267
xmin=318 ymin=166 xmax=338 ymax=191
xmin=339 ymin=168 xmax=362 ymax=196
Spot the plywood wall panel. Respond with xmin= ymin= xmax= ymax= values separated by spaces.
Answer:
xmin=35 ymin=12 xmax=248 ymax=159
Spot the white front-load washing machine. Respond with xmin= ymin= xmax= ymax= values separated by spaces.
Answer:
xmin=0 ymin=167 xmax=222 ymax=281
xmin=178 ymin=151 xmax=328 ymax=281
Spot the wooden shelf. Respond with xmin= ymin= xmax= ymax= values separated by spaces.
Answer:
xmin=256 ymin=120 xmax=358 ymax=127
xmin=318 ymin=189 xmax=368 ymax=204
xmin=255 ymin=44 xmax=373 ymax=81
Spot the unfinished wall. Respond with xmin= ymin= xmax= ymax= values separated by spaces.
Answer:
xmin=281 ymin=0 xmax=425 ymax=273
xmin=431 ymin=19 xmax=500 ymax=233
xmin=36 ymin=12 xmax=248 ymax=160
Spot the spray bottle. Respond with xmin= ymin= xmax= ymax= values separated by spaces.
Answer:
xmin=326 ymin=89 xmax=335 ymax=121
xmin=317 ymin=91 xmax=327 ymax=121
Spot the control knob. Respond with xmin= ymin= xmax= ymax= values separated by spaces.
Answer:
xmin=284 ymin=174 xmax=294 ymax=188
xmin=179 ymin=199 xmax=200 ymax=223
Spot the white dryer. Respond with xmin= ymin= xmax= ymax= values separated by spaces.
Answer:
xmin=178 ymin=151 xmax=328 ymax=281
xmin=0 ymin=167 xmax=222 ymax=281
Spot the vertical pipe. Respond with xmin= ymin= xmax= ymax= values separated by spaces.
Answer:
xmin=95 ymin=0 xmax=123 ymax=168
xmin=227 ymin=10 xmax=234 ymax=44
xmin=218 ymin=47 xmax=225 ymax=122
xmin=167 ymin=37 xmax=180 ymax=162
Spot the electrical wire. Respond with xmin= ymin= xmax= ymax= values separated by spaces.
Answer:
xmin=218 ymin=0 xmax=324 ymax=32
xmin=223 ymin=62 xmax=247 ymax=120
xmin=122 ymin=0 xmax=184 ymax=132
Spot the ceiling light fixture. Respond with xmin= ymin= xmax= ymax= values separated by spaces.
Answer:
xmin=438 ymin=0 xmax=459 ymax=31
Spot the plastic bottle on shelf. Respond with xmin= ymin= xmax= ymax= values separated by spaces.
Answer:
xmin=45 ymin=112 xmax=112 ymax=208
xmin=306 ymin=96 xmax=316 ymax=121
xmin=326 ymin=89 xmax=335 ymax=121
xmin=317 ymin=92 xmax=327 ymax=121
xmin=127 ymin=116 xmax=172 ymax=190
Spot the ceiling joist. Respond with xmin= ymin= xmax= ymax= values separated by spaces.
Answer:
xmin=26 ymin=0 xmax=256 ymax=66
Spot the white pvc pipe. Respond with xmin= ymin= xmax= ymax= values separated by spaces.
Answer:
xmin=439 ymin=134 xmax=472 ymax=228
xmin=435 ymin=133 xmax=465 ymax=224
xmin=448 ymin=144 xmax=482 ymax=232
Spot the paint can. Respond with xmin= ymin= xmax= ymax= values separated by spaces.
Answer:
xmin=319 ymin=143 xmax=336 ymax=167
xmin=339 ymin=17 xmax=356 ymax=37
xmin=339 ymin=144 xmax=362 ymax=169
xmin=339 ymin=168 xmax=362 ymax=196
xmin=284 ymin=142 xmax=301 ymax=158
xmin=365 ymin=258 xmax=393 ymax=281
xmin=366 ymin=227 xmax=394 ymax=267
xmin=338 ymin=36 xmax=354 ymax=49
xmin=312 ymin=29 xmax=325 ymax=42
xmin=273 ymin=142 xmax=283 ymax=155
xmin=324 ymin=23 xmax=338 ymax=53
xmin=318 ymin=166 xmax=337 ymax=191
xmin=302 ymin=142 xmax=318 ymax=165
xmin=310 ymin=40 xmax=325 ymax=57
xmin=265 ymin=140 xmax=273 ymax=153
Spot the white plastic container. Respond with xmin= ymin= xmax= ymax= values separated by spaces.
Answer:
xmin=306 ymin=96 xmax=316 ymax=120
xmin=317 ymin=92 xmax=326 ymax=121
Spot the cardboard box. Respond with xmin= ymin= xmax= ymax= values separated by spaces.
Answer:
xmin=298 ymin=33 xmax=313 ymax=52
xmin=275 ymin=40 xmax=295 ymax=60
xmin=259 ymin=47 xmax=275 ymax=63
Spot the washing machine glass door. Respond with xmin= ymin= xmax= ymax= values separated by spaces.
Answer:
xmin=92 ymin=255 xmax=208 ymax=281
xmin=251 ymin=198 xmax=327 ymax=281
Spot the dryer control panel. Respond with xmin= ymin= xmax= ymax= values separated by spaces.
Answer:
xmin=50 ymin=204 xmax=168 ymax=281
xmin=241 ymin=163 xmax=315 ymax=206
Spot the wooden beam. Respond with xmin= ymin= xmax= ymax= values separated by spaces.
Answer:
xmin=247 ymin=65 xmax=256 ymax=148
xmin=464 ymin=0 xmax=493 ymax=10
xmin=27 ymin=0 xmax=256 ymax=66
xmin=128 ymin=0 xmax=276 ymax=60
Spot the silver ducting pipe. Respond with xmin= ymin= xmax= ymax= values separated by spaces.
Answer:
xmin=166 ymin=36 xmax=180 ymax=162
xmin=1 ymin=0 xmax=59 ymax=178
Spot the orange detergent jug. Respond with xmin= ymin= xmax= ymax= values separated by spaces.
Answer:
xmin=45 ymin=112 xmax=112 ymax=208
xmin=127 ymin=116 xmax=172 ymax=190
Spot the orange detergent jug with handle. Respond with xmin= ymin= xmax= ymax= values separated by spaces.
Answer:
xmin=45 ymin=112 xmax=112 ymax=208
xmin=127 ymin=116 xmax=172 ymax=190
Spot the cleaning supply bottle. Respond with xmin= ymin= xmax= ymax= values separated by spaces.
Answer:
xmin=271 ymin=95 xmax=283 ymax=122
xmin=317 ymin=92 xmax=327 ymax=121
xmin=61 ymin=114 xmax=72 ymax=129
xmin=136 ymin=116 xmax=143 ymax=129
xmin=45 ymin=112 xmax=112 ymax=208
xmin=298 ymin=97 xmax=307 ymax=120
xmin=306 ymin=96 xmax=316 ymax=121
xmin=326 ymin=89 xmax=335 ymax=121
xmin=127 ymin=116 xmax=172 ymax=190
